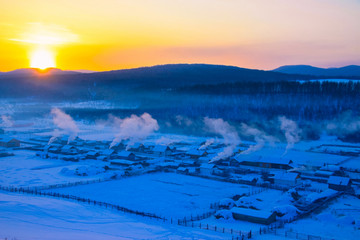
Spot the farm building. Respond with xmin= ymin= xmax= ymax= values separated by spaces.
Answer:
xmin=116 ymin=151 xmax=136 ymax=161
xmin=199 ymin=163 xmax=216 ymax=175
xmin=0 ymin=137 xmax=20 ymax=148
xmin=127 ymin=143 xmax=145 ymax=152
xmin=235 ymin=155 xmax=293 ymax=170
xmin=272 ymin=172 xmax=300 ymax=186
xmin=231 ymin=207 xmax=276 ymax=225
xmin=60 ymin=145 xmax=79 ymax=155
xmin=176 ymin=167 xmax=189 ymax=174
xmin=151 ymin=145 xmax=173 ymax=156
xmin=110 ymin=159 xmax=137 ymax=167
xmin=86 ymin=151 xmax=100 ymax=159
xmin=328 ymin=176 xmax=351 ymax=191
xmin=186 ymin=149 xmax=207 ymax=159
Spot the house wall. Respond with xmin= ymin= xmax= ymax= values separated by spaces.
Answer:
xmin=232 ymin=212 xmax=276 ymax=225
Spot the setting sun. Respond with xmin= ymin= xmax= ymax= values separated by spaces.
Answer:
xmin=30 ymin=47 xmax=56 ymax=69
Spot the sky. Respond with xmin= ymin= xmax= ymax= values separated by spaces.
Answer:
xmin=0 ymin=0 xmax=359 ymax=71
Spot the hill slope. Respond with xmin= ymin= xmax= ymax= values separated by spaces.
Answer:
xmin=273 ymin=65 xmax=360 ymax=77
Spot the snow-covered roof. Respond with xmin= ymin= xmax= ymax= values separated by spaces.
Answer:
xmin=0 ymin=137 xmax=19 ymax=142
xmin=305 ymin=189 xmax=337 ymax=203
xmin=152 ymin=145 xmax=169 ymax=152
xmin=328 ymin=176 xmax=350 ymax=186
xmin=273 ymin=172 xmax=299 ymax=181
xmin=187 ymin=149 xmax=206 ymax=156
xmin=110 ymin=160 xmax=135 ymax=165
xmin=177 ymin=167 xmax=188 ymax=171
xmin=200 ymin=163 xmax=215 ymax=169
xmin=102 ymin=149 xmax=115 ymax=155
xmin=315 ymin=170 xmax=333 ymax=176
xmin=234 ymin=155 xmax=292 ymax=165
xmin=127 ymin=143 xmax=143 ymax=149
xmin=86 ymin=151 xmax=98 ymax=156
xmin=157 ymin=162 xmax=179 ymax=167
xmin=117 ymin=151 xmax=134 ymax=157
xmin=61 ymin=145 xmax=76 ymax=151
xmin=231 ymin=207 xmax=274 ymax=219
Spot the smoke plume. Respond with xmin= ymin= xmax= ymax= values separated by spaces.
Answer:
xmin=0 ymin=115 xmax=13 ymax=127
xmin=199 ymin=138 xmax=215 ymax=150
xmin=326 ymin=111 xmax=360 ymax=136
xmin=204 ymin=117 xmax=240 ymax=162
xmin=110 ymin=113 xmax=159 ymax=149
xmin=240 ymin=123 xmax=278 ymax=154
xmin=279 ymin=116 xmax=301 ymax=155
xmin=49 ymin=108 xmax=79 ymax=144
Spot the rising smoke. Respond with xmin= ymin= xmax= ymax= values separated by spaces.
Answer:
xmin=204 ymin=117 xmax=241 ymax=162
xmin=48 ymin=108 xmax=79 ymax=144
xmin=279 ymin=116 xmax=301 ymax=155
xmin=240 ymin=123 xmax=278 ymax=155
xmin=326 ymin=111 xmax=360 ymax=137
xmin=0 ymin=115 xmax=13 ymax=128
xmin=110 ymin=113 xmax=159 ymax=149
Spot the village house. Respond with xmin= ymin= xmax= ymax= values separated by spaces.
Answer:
xmin=199 ymin=163 xmax=216 ymax=176
xmin=151 ymin=145 xmax=173 ymax=157
xmin=328 ymin=176 xmax=351 ymax=191
xmin=110 ymin=159 xmax=137 ymax=167
xmin=176 ymin=167 xmax=189 ymax=174
xmin=235 ymin=155 xmax=293 ymax=170
xmin=85 ymin=150 xmax=100 ymax=159
xmin=116 ymin=151 xmax=136 ymax=161
xmin=272 ymin=172 xmax=300 ymax=186
xmin=231 ymin=207 xmax=276 ymax=225
xmin=0 ymin=137 xmax=20 ymax=148
xmin=186 ymin=149 xmax=208 ymax=159
xmin=127 ymin=143 xmax=145 ymax=152
xmin=60 ymin=145 xmax=79 ymax=155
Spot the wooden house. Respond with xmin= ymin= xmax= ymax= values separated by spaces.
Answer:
xmin=0 ymin=137 xmax=20 ymax=148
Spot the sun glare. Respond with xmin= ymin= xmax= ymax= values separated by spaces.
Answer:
xmin=30 ymin=47 xmax=56 ymax=69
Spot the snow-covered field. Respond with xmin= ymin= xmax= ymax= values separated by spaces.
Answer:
xmin=284 ymin=195 xmax=360 ymax=240
xmin=44 ymin=173 xmax=256 ymax=219
xmin=0 ymin=150 xmax=111 ymax=188
xmin=0 ymin=191 xmax=231 ymax=240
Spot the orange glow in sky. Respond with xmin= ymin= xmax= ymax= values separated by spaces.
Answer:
xmin=0 ymin=0 xmax=359 ymax=71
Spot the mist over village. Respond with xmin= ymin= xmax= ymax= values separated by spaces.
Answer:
xmin=0 ymin=1 xmax=360 ymax=240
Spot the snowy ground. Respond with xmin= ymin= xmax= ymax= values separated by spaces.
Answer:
xmin=0 ymin=150 xmax=111 ymax=188
xmin=0 ymin=191 xmax=232 ymax=240
xmin=283 ymin=195 xmax=360 ymax=240
xmin=43 ymin=173 xmax=257 ymax=219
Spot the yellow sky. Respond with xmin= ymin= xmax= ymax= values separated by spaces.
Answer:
xmin=0 ymin=0 xmax=359 ymax=71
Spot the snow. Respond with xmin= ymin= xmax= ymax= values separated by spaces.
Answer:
xmin=284 ymin=195 xmax=360 ymax=240
xmin=328 ymin=176 xmax=350 ymax=186
xmin=231 ymin=207 xmax=274 ymax=219
xmin=43 ymin=173 xmax=257 ymax=219
xmin=0 ymin=191 xmax=228 ymax=240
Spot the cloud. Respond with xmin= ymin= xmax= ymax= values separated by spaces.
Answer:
xmin=10 ymin=22 xmax=78 ymax=45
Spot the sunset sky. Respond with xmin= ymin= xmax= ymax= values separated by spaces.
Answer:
xmin=0 ymin=0 xmax=359 ymax=71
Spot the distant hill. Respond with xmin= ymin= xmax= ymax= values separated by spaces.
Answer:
xmin=0 ymin=63 xmax=354 ymax=100
xmin=273 ymin=65 xmax=360 ymax=77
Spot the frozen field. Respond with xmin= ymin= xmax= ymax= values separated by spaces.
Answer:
xmin=0 ymin=191 xmax=231 ymax=240
xmin=284 ymin=195 xmax=360 ymax=240
xmin=0 ymin=150 xmax=110 ymax=188
xmin=44 ymin=173 xmax=257 ymax=219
